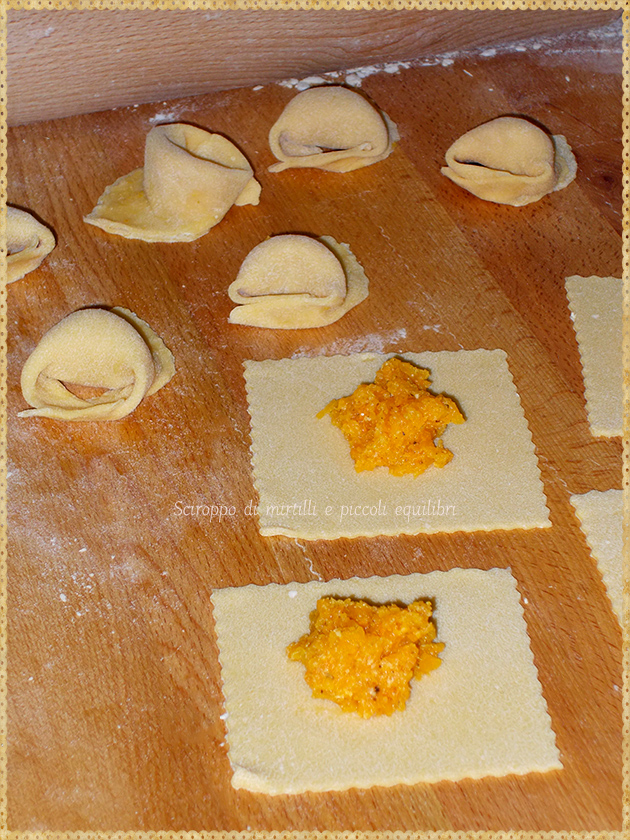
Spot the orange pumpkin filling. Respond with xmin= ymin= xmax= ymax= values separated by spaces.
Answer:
xmin=287 ymin=596 xmax=444 ymax=718
xmin=318 ymin=357 xmax=465 ymax=476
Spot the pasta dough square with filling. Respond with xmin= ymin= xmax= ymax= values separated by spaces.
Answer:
xmin=565 ymin=275 xmax=622 ymax=437
xmin=570 ymin=489 xmax=623 ymax=624
xmin=211 ymin=568 xmax=561 ymax=794
xmin=243 ymin=350 xmax=550 ymax=539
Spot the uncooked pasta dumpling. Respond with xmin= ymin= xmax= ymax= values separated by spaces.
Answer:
xmin=20 ymin=307 xmax=175 ymax=421
xmin=228 ymin=234 xmax=369 ymax=329
xmin=441 ymin=116 xmax=577 ymax=206
xmin=7 ymin=206 xmax=56 ymax=283
xmin=84 ymin=123 xmax=261 ymax=242
xmin=268 ymin=86 xmax=398 ymax=173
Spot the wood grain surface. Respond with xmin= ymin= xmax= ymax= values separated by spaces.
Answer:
xmin=7 ymin=8 xmax=621 ymax=126
xmin=7 ymin=34 xmax=622 ymax=832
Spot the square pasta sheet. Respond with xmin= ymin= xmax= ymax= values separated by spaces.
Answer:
xmin=570 ymin=489 xmax=623 ymax=624
xmin=211 ymin=568 xmax=561 ymax=794
xmin=244 ymin=349 xmax=550 ymax=539
xmin=565 ymin=275 xmax=622 ymax=437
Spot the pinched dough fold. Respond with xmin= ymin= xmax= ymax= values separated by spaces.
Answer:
xmin=228 ymin=234 xmax=369 ymax=328
xmin=20 ymin=307 xmax=175 ymax=421
xmin=7 ymin=206 xmax=56 ymax=283
xmin=84 ymin=123 xmax=261 ymax=242
xmin=441 ymin=116 xmax=576 ymax=206
xmin=268 ymin=86 xmax=398 ymax=173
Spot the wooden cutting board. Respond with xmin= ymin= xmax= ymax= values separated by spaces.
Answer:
xmin=7 ymin=38 xmax=622 ymax=831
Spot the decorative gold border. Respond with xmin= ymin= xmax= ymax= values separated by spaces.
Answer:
xmin=2 ymin=1 xmax=627 ymax=9
xmin=2 ymin=1 xmax=626 ymax=837
xmin=0 ymin=832 xmax=625 ymax=838
xmin=622 ymin=1 xmax=629 ymax=838
xmin=0 ymin=0 xmax=6 ymax=834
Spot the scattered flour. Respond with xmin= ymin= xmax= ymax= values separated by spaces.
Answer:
xmin=30 ymin=26 xmax=55 ymax=39
xmin=294 ymin=75 xmax=328 ymax=91
xmin=344 ymin=62 xmax=408 ymax=86
xmin=149 ymin=108 xmax=186 ymax=125
xmin=294 ymin=539 xmax=323 ymax=581
xmin=291 ymin=328 xmax=407 ymax=358
xmin=274 ymin=18 xmax=620 ymax=91
xmin=278 ymin=61 xmax=410 ymax=91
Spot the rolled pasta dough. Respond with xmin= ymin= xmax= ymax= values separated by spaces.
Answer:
xmin=441 ymin=117 xmax=576 ymax=206
xmin=268 ymin=86 xmax=398 ymax=173
xmin=228 ymin=234 xmax=369 ymax=328
xmin=570 ymin=489 xmax=622 ymax=624
xmin=212 ymin=569 xmax=561 ymax=794
xmin=7 ymin=206 xmax=55 ymax=283
xmin=243 ymin=350 xmax=550 ymax=539
xmin=84 ymin=123 xmax=261 ymax=242
xmin=565 ymin=275 xmax=622 ymax=437
xmin=20 ymin=307 xmax=175 ymax=421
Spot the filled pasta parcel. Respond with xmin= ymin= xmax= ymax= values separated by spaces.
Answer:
xmin=268 ymin=85 xmax=398 ymax=173
xmin=19 ymin=307 xmax=175 ymax=421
